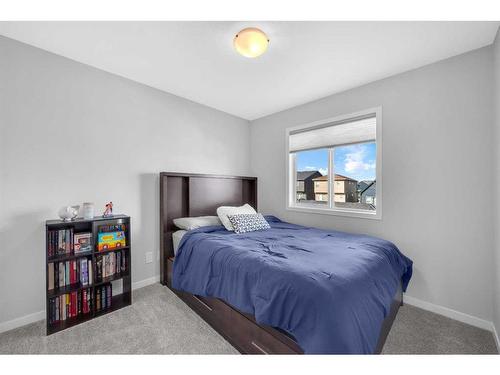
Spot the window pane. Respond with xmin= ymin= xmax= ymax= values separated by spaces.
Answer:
xmin=295 ymin=149 xmax=328 ymax=206
xmin=333 ymin=142 xmax=376 ymax=211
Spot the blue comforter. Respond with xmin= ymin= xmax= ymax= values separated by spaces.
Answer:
xmin=172 ymin=216 xmax=412 ymax=354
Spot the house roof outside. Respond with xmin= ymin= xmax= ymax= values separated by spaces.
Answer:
xmin=359 ymin=180 xmax=376 ymax=196
xmin=313 ymin=174 xmax=357 ymax=182
xmin=358 ymin=180 xmax=372 ymax=191
xmin=297 ymin=170 xmax=322 ymax=181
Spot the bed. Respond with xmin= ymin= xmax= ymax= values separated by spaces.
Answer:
xmin=159 ymin=172 xmax=412 ymax=354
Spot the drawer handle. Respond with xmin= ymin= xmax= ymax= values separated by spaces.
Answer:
xmin=193 ymin=295 xmax=213 ymax=311
xmin=251 ymin=341 xmax=269 ymax=354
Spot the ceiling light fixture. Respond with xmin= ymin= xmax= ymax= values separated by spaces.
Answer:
xmin=233 ymin=28 xmax=269 ymax=58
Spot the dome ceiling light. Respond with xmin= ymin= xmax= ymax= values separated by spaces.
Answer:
xmin=233 ymin=27 xmax=269 ymax=58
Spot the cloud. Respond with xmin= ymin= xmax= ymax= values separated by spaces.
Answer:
xmin=344 ymin=146 xmax=376 ymax=173
xmin=304 ymin=166 xmax=328 ymax=176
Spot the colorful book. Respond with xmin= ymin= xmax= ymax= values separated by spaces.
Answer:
xmin=97 ymin=231 xmax=126 ymax=251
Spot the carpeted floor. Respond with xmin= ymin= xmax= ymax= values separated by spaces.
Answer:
xmin=0 ymin=283 xmax=497 ymax=354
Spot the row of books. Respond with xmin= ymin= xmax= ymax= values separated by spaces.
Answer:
xmin=95 ymin=284 xmax=112 ymax=312
xmin=47 ymin=229 xmax=74 ymax=257
xmin=47 ymin=230 xmax=92 ymax=257
xmin=48 ymin=288 xmax=92 ymax=323
xmin=99 ymin=224 xmax=126 ymax=233
xmin=95 ymin=250 xmax=127 ymax=282
xmin=48 ymin=258 xmax=92 ymax=290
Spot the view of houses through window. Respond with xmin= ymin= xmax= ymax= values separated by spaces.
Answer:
xmin=295 ymin=142 xmax=376 ymax=211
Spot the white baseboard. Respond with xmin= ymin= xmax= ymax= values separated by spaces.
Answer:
xmin=0 ymin=274 xmax=161 ymax=334
xmin=0 ymin=310 xmax=45 ymax=334
xmin=493 ymin=324 xmax=500 ymax=353
xmin=132 ymin=275 xmax=160 ymax=290
xmin=403 ymin=294 xmax=494 ymax=332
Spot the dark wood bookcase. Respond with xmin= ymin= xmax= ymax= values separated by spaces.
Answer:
xmin=45 ymin=215 xmax=131 ymax=335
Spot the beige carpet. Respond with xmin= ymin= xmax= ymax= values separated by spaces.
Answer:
xmin=0 ymin=283 xmax=497 ymax=354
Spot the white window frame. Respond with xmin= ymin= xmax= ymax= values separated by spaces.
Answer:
xmin=286 ymin=107 xmax=382 ymax=220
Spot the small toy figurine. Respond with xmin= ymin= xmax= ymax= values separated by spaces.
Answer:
xmin=103 ymin=201 xmax=113 ymax=217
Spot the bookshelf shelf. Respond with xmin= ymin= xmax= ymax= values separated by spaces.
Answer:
xmin=48 ymin=251 xmax=93 ymax=263
xmin=94 ymin=246 xmax=130 ymax=255
xmin=47 ymin=282 xmax=88 ymax=298
xmin=94 ymin=272 xmax=130 ymax=287
xmin=45 ymin=215 xmax=132 ymax=335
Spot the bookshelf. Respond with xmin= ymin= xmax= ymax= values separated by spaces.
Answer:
xmin=45 ymin=215 xmax=131 ymax=335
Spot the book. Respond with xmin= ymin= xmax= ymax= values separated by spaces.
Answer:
xmin=55 ymin=296 xmax=59 ymax=322
xmin=69 ymin=261 xmax=75 ymax=285
xmin=48 ymin=263 xmax=54 ymax=290
xmin=96 ymin=257 xmax=102 ymax=281
xmin=96 ymin=288 xmax=101 ymax=311
xmin=82 ymin=290 xmax=87 ymax=314
xmin=72 ymin=292 xmax=77 ymax=317
xmin=97 ymin=231 xmax=126 ymax=251
xmin=77 ymin=291 xmax=81 ymax=315
xmin=107 ymin=284 xmax=112 ymax=308
xmin=102 ymin=286 xmax=106 ymax=309
xmin=116 ymin=252 xmax=121 ymax=275
xmin=58 ymin=262 xmax=65 ymax=287
xmin=104 ymin=255 xmax=110 ymax=278
xmin=87 ymin=288 xmax=92 ymax=312
xmin=110 ymin=253 xmax=116 ymax=276
xmin=121 ymin=250 xmax=126 ymax=272
xmin=65 ymin=261 xmax=70 ymax=286
xmin=80 ymin=258 xmax=88 ymax=286
xmin=88 ymin=259 xmax=93 ymax=285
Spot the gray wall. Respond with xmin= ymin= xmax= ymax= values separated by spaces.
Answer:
xmin=251 ymin=46 xmax=495 ymax=321
xmin=0 ymin=36 xmax=251 ymax=325
xmin=494 ymin=30 xmax=500 ymax=336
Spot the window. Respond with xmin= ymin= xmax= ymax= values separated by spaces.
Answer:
xmin=286 ymin=108 xmax=381 ymax=219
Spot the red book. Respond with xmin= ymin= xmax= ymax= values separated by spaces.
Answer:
xmin=83 ymin=290 xmax=87 ymax=314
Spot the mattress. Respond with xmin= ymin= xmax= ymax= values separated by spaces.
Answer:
xmin=172 ymin=230 xmax=187 ymax=256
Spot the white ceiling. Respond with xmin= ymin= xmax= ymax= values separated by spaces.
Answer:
xmin=0 ymin=21 xmax=498 ymax=120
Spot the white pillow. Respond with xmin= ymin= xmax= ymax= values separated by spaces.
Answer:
xmin=216 ymin=203 xmax=257 ymax=231
xmin=173 ymin=216 xmax=221 ymax=230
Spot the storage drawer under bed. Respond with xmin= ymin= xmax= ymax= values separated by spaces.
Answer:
xmin=166 ymin=258 xmax=301 ymax=354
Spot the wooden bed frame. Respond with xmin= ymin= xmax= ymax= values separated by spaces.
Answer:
xmin=159 ymin=172 xmax=402 ymax=354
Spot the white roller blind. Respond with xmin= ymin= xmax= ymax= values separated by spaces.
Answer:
xmin=289 ymin=115 xmax=376 ymax=152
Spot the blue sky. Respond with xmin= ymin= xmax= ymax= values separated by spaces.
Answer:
xmin=296 ymin=142 xmax=376 ymax=181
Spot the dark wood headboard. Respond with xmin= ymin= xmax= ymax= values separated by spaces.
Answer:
xmin=159 ymin=172 xmax=257 ymax=285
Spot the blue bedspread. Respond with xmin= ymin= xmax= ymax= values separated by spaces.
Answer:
xmin=172 ymin=216 xmax=412 ymax=354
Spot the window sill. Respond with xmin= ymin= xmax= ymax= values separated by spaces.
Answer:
xmin=286 ymin=204 xmax=381 ymax=220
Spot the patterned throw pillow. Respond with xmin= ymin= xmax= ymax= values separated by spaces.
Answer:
xmin=227 ymin=213 xmax=271 ymax=234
